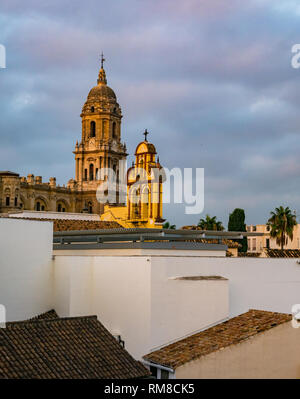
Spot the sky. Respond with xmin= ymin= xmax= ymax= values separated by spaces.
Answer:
xmin=1 ymin=0 xmax=300 ymax=227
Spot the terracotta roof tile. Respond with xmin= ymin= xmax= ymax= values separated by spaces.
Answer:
xmin=143 ymin=309 xmax=292 ymax=369
xmin=265 ymin=249 xmax=300 ymax=258
xmin=52 ymin=219 xmax=121 ymax=232
xmin=4 ymin=217 xmax=122 ymax=231
xmin=1 ymin=312 xmax=149 ymax=379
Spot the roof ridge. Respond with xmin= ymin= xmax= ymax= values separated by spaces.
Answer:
xmin=143 ymin=309 xmax=292 ymax=369
xmin=6 ymin=315 xmax=98 ymax=327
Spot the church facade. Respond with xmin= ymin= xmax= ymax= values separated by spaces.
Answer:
xmin=0 ymin=59 xmax=164 ymax=227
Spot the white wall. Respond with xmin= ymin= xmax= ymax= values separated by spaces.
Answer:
xmin=0 ymin=218 xmax=53 ymax=321
xmin=9 ymin=210 xmax=100 ymax=220
xmin=175 ymin=322 xmax=300 ymax=379
xmin=53 ymin=252 xmax=300 ymax=360
xmin=150 ymin=264 xmax=229 ymax=349
xmin=154 ymin=257 xmax=300 ymax=317
xmin=53 ymin=255 xmax=152 ymax=359
xmin=53 ymin=254 xmax=229 ymax=359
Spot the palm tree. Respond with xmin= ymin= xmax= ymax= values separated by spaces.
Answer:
xmin=198 ymin=215 xmax=224 ymax=231
xmin=163 ymin=221 xmax=176 ymax=229
xmin=267 ymin=206 xmax=297 ymax=250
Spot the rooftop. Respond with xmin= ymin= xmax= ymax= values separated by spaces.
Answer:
xmin=265 ymin=249 xmax=300 ymax=258
xmin=1 ymin=310 xmax=150 ymax=379
xmin=143 ymin=309 xmax=292 ymax=370
xmin=53 ymin=227 xmax=259 ymax=251
xmin=0 ymin=171 xmax=19 ymax=177
xmin=4 ymin=216 xmax=121 ymax=232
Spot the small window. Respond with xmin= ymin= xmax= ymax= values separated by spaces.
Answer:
xmin=41 ymin=205 xmax=45 ymax=211
xmin=14 ymin=197 xmax=18 ymax=206
xmin=266 ymin=238 xmax=270 ymax=249
xmin=90 ymin=121 xmax=96 ymax=137
xmin=89 ymin=164 xmax=94 ymax=181
xmin=90 ymin=106 xmax=95 ymax=113
xmin=160 ymin=369 xmax=169 ymax=379
xmin=84 ymin=169 xmax=88 ymax=181
xmin=62 ymin=208 xmax=65 ymax=212
xmin=5 ymin=197 xmax=10 ymax=206
xmin=150 ymin=366 xmax=157 ymax=378
xmin=36 ymin=202 xmax=40 ymax=211
xmin=57 ymin=204 xmax=62 ymax=212
xmin=112 ymin=122 xmax=117 ymax=138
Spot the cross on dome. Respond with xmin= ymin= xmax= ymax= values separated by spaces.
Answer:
xmin=100 ymin=52 xmax=105 ymax=69
xmin=143 ymin=129 xmax=149 ymax=142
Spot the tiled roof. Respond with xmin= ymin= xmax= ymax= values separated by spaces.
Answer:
xmin=5 ymin=310 xmax=59 ymax=326
xmin=4 ymin=217 xmax=122 ymax=231
xmin=180 ymin=226 xmax=241 ymax=248
xmin=52 ymin=219 xmax=121 ymax=232
xmin=28 ymin=309 xmax=59 ymax=321
xmin=239 ymin=252 xmax=261 ymax=257
xmin=0 ymin=171 xmax=19 ymax=177
xmin=1 ymin=312 xmax=150 ymax=379
xmin=143 ymin=309 xmax=291 ymax=370
xmin=265 ymin=249 xmax=300 ymax=258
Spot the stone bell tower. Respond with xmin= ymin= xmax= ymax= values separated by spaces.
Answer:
xmin=74 ymin=54 xmax=127 ymax=208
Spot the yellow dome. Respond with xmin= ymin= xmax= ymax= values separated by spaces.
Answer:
xmin=135 ymin=141 xmax=157 ymax=155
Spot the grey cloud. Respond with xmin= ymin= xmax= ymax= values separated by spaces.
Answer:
xmin=1 ymin=0 xmax=300 ymax=226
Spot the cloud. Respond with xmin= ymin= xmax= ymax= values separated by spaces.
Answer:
xmin=0 ymin=0 xmax=300 ymax=226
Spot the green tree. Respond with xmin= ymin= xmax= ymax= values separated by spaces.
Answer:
xmin=163 ymin=221 xmax=176 ymax=229
xmin=267 ymin=206 xmax=297 ymax=250
xmin=198 ymin=215 xmax=224 ymax=231
xmin=228 ymin=208 xmax=247 ymax=252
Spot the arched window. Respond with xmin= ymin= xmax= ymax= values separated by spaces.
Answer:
xmin=142 ymin=187 xmax=149 ymax=219
xmin=57 ymin=203 xmax=66 ymax=212
xmin=90 ymin=106 xmax=95 ymax=113
xmin=84 ymin=169 xmax=88 ymax=181
xmin=35 ymin=199 xmax=47 ymax=211
xmin=90 ymin=121 xmax=96 ymax=137
xmin=89 ymin=164 xmax=94 ymax=181
xmin=5 ymin=197 xmax=10 ymax=206
xmin=112 ymin=122 xmax=117 ymax=139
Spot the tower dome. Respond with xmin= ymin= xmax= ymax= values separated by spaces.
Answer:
xmin=81 ymin=56 xmax=121 ymax=115
xmin=135 ymin=129 xmax=157 ymax=155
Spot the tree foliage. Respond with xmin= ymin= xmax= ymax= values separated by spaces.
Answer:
xmin=198 ymin=215 xmax=224 ymax=231
xmin=267 ymin=206 xmax=297 ymax=250
xmin=163 ymin=221 xmax=176 ymax=229
xmin=228 ymin=208 xmax=247 ymax=252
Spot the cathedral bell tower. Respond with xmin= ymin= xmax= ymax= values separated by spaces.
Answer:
xmin=74 ymin=54 xmax=127 ymax=212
